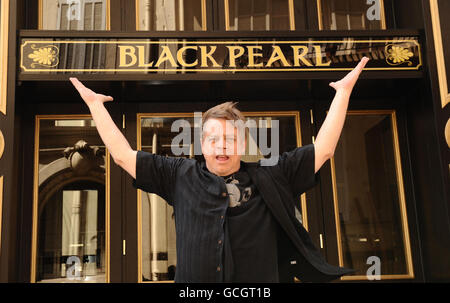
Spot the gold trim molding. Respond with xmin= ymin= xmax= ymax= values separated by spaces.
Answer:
xmin=224 ymin=0 xmax=230 ymax=30
xmin=445 ymin=118 xmax=450 ymax=149
xmin=0 ymin=0 xmax=7 ymax=254
xmin=0 ymin=0 xmax=9 ymax=115
xmin=0 ymin=176 xmax=3 ymax=253
xmin=330 ymin=110 xmax=414 ymax=281
xmin=288 ymin=0 xmax=295 ymax=31
xmin=430 ymin=0 xmax=450 ymax=108
xmin=317 ymin=0 xmax=323 ymax=31
xmin=0 ymin=130 xmax=4 ymax=160
xmin=20 ymin=39 xmax=423 ymax=73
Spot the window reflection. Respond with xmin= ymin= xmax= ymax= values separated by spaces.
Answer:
xmin=137 ymin=0 xmax=205 ymax=31
xmin=40 ymin=0 xmax=109 ymax=30
xmin=138 ymin=113 xmax=302 ymax=282
xmin=331 ymin=112 xmax=413 ymax=278
xmin=139 ymin=116 xmax=193 ymax=281
xmin=226 ymin=0 xmax=293 ymax=31
xmin=34 ymin=118 xmax=107 ymax=283
xmin=319 ymin=0 xmax=384 ymax=30
xmin=293 ymin=0 xmax=307 ymax=31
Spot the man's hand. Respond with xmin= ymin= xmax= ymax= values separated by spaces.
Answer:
xmin=314 ymin=57 xmax=369 ymax=173
xmin=70 ymin=77 xmax=114 ymax=107
xmin=329 ymin=56 xmax=370 ymax=92
xmin=69 ymin=77 xmax=137 ymax=179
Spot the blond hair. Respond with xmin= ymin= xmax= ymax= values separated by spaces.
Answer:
xmin=202 ymin=101 xmax=245 ymax=126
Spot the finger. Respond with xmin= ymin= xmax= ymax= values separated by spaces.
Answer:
xmin=97 ymin=94 xmax=114 ymax=102
xmin=329 ymin=82 xmax=336 ymax=89
xmin=104 ymin=96 xmax=114 ymax=102
xmin=346 ymin=57 xmax=369 ymax=80
xmin=69 ymin=77 xmax=86 ymax=92
xmin=355 ymin=56 xmax=370 ymax=72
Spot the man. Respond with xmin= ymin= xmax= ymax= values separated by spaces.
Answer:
xmin=70 ymin=57 xmax=370 ymax=282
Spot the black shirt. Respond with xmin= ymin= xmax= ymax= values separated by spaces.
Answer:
xmin=133 ymin=152 xmax=232 ymax=282
xmin=132 ymin=144 xmax=352 ymax=282
xmin=221 ymin=169 xmax=279 ymax=282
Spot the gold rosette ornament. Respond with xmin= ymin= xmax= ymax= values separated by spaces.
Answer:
xmin=28 ymin=45 xmax=59 ymax=68
xmin=385 ymin=44 xmax=414 ymax=66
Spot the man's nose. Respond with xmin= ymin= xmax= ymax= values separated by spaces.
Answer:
xmin=215 ymin=141 xmax=226 ymax=151
xmin=215 ymin=138 xmax=229 ymax=152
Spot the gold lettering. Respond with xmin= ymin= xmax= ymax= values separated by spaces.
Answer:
xmin=177 ymin=46 xmax=199 ymax=67
xmin=227 ymin=46 xmax=245 ymax=68
xmin=313 ymin=45 xmax=331 ymax=66
xmin=247 ymin=46 xmax=263 ymax=67
xmin=119 ymin=46 xmax=137 ymax=67
xmin=199 ymin=46 xmax=221 ymax=68
xmin=292 ymin=45 xmax=312 ymax=67
xmin=266 ymin=46 xmax=291 ymax=67
xmin=118 ymin=43 xmax=334 ymax=70
xmin=155 ymin=46 xmax=179 ymax=68
xmin=137 ymin=45 xmax=153 ymax=67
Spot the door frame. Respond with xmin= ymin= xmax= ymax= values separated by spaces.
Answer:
xmin=121 ymin=98 xmax=320 ymax=282
xmin=313 ymin=94 xmax=424 ymax=282
xmin=20 ymin=102 xmax=124 ymax=283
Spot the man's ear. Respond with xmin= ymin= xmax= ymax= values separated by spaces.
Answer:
xmin=199 ymin=136 xmax=205 ymax=153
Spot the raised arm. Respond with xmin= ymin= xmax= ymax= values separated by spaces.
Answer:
xmin=70 ymin=78 xmax=137 ymax=179
xmin=314 ymin=57 xmax=369 ymax=173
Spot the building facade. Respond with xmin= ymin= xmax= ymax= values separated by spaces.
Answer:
xmin=0 ymin=0 xmax=449 ymax=282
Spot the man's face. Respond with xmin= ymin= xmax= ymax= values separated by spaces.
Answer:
xmin=201 ymin=118 xmax=246 ymax=176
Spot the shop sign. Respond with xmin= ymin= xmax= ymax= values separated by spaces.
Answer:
xmin=20 ymin=38 xmax=422 ymax=73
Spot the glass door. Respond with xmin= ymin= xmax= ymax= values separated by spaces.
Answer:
xmin=31 ymin=115 xmax=114 ymax=283
xmin=320 ymin=109 xmax=415 ymax=281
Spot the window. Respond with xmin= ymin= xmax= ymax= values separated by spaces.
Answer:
xmin=330 ymin=111 xmax=413 ymax=280
xmin=32 ymin=117 xmax=110 ymax=283
xmin=318 ymin=0 xmax=385 ymax=30
xmin=136 ymin=0 xmax=206 ymax=31
xmin=39 ymin=0 xmax=110 ymax=30
xmin=225 ymin=0 xmax=303 ymax=31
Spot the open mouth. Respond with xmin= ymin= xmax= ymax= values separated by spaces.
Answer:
xmin=216 ymin=155 xmax=230 ymax=162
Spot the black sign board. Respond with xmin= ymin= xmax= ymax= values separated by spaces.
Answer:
xmin=20 ymin=37 xmax=422 ymax=75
